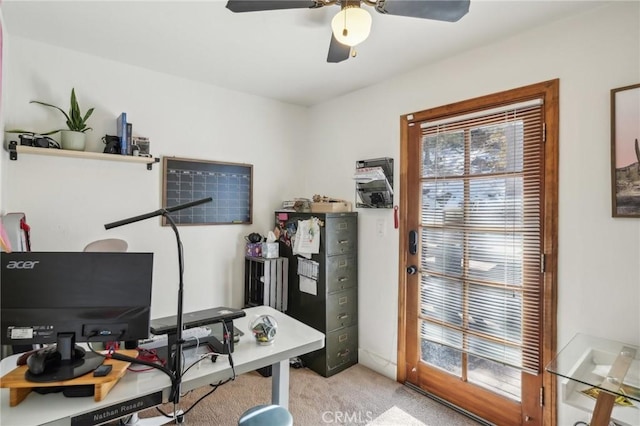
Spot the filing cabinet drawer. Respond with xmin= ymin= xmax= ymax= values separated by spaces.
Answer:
xmin=325 ymin=216 xmax=357 ymax=255
xmin=325 ymin=325 xmax=358 ymax=371
xmin=326 ymin=254 xmax=357 ymax=293
xmin=326 ymin=287 xmax=357 ymax=331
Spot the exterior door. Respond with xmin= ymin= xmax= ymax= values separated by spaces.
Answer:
xmin=397 ymin=80 xmax=559 ymax=426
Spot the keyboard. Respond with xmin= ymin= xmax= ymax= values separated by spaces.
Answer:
xmin=138 ymin=326 xmax=212 ymax=350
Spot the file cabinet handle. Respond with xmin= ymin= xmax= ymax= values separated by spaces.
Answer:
xmin=338 ymin=240 xmax=349 ymax=244
xmin=337 ymin=349 xmax=351 ymax=358
xmin=338 ymin=313 xmax=349 ymax=320
xmin=338 ymin=277 xmax=348 ymax=282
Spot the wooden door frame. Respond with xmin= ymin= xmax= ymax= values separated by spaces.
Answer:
xmin=396 ymin=79 xmax=559 ymax=425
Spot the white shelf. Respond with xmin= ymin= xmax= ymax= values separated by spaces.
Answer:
xmin=560 ymin=348 xmax=640 ymax=426
xmin=6 ymin=144 xmax=159 ymax=170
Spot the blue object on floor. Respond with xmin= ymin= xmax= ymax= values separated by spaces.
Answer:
xmin=238 ymin=404 xmax=293 ymax=426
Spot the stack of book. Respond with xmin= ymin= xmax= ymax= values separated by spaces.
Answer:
xmin=117 ymin=113 xmax=151 ymax=156
xmin=116 ymin=112 xmax=132 ymax=155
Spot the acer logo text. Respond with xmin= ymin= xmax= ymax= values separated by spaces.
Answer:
xmin=6 ymin=261 xmax=39 ymax=269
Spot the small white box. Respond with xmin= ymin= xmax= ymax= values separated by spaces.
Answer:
xmin=262 ymin=242 xmax=279 ymax=258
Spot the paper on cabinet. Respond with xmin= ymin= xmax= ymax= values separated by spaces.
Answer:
xmin=299 ymin=275 xmax=317 ymax=296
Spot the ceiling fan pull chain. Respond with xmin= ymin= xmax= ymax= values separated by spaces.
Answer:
xmin=342 ymin=6 xmax=348 ymax=37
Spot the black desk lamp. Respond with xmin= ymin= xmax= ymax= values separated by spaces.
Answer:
xmin=104 ymin=197 xmax=212 ymax=406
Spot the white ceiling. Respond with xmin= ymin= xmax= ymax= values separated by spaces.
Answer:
xmin=1 ymin=1 xmax=606 ymax=106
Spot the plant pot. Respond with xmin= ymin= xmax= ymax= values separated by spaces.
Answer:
xmin=60 ymin=130 xmax=86 ymax=151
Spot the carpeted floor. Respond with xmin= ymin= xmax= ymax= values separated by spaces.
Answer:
xmin=133 ymin=363 xmax=480 ymax=425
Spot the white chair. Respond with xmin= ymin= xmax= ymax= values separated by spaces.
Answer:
xmin=238 ymin=405 xmax=293 ymax=426
xmin=83 ymin=238 xmax=128 ymax=252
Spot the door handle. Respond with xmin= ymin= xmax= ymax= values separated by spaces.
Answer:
xmin=406 ymin=265 xmax=418 ymax=275
xmin=409 ymin=230 xmax=418 ymax=255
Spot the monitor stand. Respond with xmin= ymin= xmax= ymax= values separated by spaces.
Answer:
xmin=24 ymin=333 xmax=104 ymax=383
xmin=25 ymin=351 xmax=103 ymax=383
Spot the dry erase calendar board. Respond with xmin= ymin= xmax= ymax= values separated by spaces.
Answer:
xmin=162 ymin=157 xmax=253 ymax=225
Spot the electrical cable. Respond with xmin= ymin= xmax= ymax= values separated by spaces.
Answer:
xmin=153 ymin=321 xmax=238 ymax=421
xmin=88 ymin=322 xmax=236 ymax=423
xmin=222 ymin=321 xmax=236 ymax=380
xmin=181 ymin=380 xmax=230 ymax=416
xmin=154 ymin=378 xmax=232 ymax=419
xmin=97 ymin=332 xmax=226 ymax=424
xmin=128 ymin=348 xmax=166 ymax=372
xmin=86 ymin=333 xmax=176 ymax=383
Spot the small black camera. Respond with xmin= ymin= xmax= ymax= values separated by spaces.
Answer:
xmin=18 ymin=133 xmax=57 ymax=148
xmin=17 ymin=133 xmax=60 ymax=149
xmin=103 ymin=135 xmax=121 ymax=154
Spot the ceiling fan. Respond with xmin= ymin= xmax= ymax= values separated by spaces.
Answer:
xmin=225 ymin=0 xmax=471 ymax=63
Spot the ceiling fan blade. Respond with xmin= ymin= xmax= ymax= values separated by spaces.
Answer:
xmin=327 ymin=34 xmax=351 ymax=63
xmin=226 ymin=0 xmax=319 ymax=13
xmin=376 ymin=0 xmax=470 ymax=22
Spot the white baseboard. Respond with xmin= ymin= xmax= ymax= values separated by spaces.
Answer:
xmin=358 ymin=348 xmax=397 ymax=380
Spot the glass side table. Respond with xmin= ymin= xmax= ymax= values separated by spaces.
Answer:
xmin=546 ymin=333 xmax=640 ymax=426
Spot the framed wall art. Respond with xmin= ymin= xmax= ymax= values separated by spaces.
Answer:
xmin=611 ymin=83 xmax=640 ymax=217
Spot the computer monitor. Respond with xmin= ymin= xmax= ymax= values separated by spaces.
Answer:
xmin=1 ymin=251 xmax=154 ymax=382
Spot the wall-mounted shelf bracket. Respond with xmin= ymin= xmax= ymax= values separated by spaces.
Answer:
xmin=7 ymin=141 xmax=17 ymax=161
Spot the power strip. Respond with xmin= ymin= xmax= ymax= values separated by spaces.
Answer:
xmin=138 ymin=326 xmax=212 ymax=350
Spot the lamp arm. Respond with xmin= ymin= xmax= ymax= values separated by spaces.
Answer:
xmin=163 ymin=210 xmax=185 ymax=405
xmin=103 ymin=197 xmax=212 ymax=408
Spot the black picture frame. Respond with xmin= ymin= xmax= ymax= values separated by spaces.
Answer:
xmin=162 ymin=157 xmax=253 ymax=225
xmin=611 ymin=83 xmax=640 ymax=218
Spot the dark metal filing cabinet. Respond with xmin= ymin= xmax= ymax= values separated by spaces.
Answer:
xmin=275 ymin=211 xmax=358 ymax=377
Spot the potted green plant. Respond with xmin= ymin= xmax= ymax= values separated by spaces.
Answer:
xmin=30 ymin=88 xmax=94 ymax=151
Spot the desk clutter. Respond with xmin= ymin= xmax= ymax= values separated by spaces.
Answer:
xmin=0 ymin=307 xmax=247 ymax=409
xmin=281 ymin=195 xmax=353 ymax=214
xmin=0 ymin=350 xmax=137 ymax=407
xmin=245 ymin=231 xmax=280 ymax=258
xmin=0 ymin=306 xmax=325 ymax=426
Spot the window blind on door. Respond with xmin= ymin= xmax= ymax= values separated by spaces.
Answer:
xmin=418 ymin=99 xmax=543 ymax=374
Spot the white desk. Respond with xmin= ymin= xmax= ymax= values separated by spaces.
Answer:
xmin=0 ymin=306 xmax=324 ymax=426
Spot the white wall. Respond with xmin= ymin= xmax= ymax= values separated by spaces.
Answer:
xmin=305 ymin=2 xmax=639 ymax=425
xmin=1 ymin=36 xmax=308 ymax=318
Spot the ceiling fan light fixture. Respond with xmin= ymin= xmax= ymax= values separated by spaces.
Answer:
xmin=331 ymin=6 xmax=372 ymax=47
